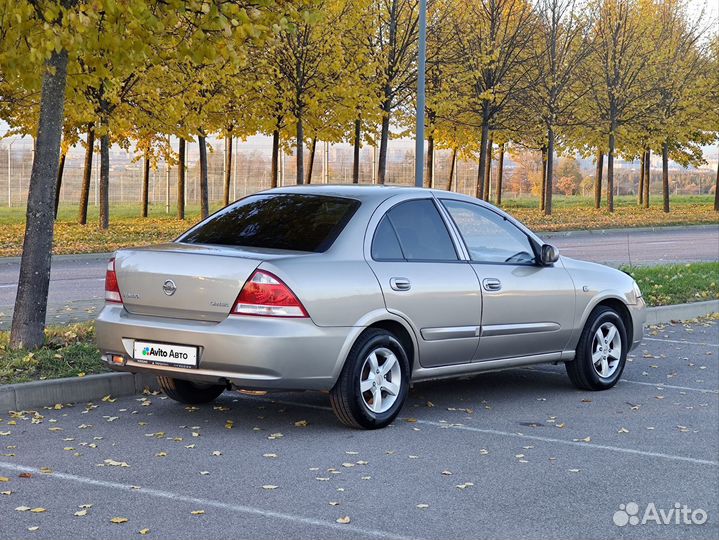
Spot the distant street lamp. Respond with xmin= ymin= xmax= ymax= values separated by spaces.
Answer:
xmin=415 ymin=0 xmax=427 ymax=188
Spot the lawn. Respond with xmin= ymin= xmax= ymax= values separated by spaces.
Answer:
xmin=0 ymin=322 xmax=107 ymax=385
xmin=0 ymin=195 xmax=716 ymax=257
xmin=621 ymin=262 xmax=719 ymax=307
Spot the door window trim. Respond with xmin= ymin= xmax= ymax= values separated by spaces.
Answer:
xmin=438 ymin=198 xmax=540 ymax=267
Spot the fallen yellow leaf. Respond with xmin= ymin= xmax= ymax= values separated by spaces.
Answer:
xmin=110 ymin=517 xmax=128 ymax=524
xmin=336 ymin=516 xmax=351 ymax=524
xmin=190 ymin=510 xmax=205 ymax=515
xmin=139 ymin=528 xmax=150 ymax=535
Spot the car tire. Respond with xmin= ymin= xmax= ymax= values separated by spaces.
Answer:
xmin=158 ymin=376 xmax=225 ymax=404
xmin=566 ymin=306 xmax=628 ymax=391
xmin=330 ymin=328 xmax=410 ymax=429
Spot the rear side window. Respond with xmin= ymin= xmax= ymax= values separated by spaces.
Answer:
xmin=374 ymin=199 xmax=458 ymax=261
xmin=179 ymin=194 xmax=360 ymax=253
xmin=371 ymin=216 xmax=404 ymax=260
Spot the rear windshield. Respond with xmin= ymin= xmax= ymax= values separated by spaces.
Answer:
xmin=178 ymin=194 xmax=360 ymax=252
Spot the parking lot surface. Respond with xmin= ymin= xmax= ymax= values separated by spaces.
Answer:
xmin=1 ymin=318 xmax=717 ymax=539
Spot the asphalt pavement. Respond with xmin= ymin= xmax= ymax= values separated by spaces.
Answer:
xmin=1 ymin=225 xmax=717 ymax=330
xmin=1 ymin=318 xmax=717 ymax=539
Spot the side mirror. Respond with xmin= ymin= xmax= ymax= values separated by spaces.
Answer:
xmin=541 ymin=244 xmax=560 ymax=265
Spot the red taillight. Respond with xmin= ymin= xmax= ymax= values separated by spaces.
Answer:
xmin=105 ymin=257 xmax=122 ymax=303
xmin=232 ymin=270 xmax=307 ymax=318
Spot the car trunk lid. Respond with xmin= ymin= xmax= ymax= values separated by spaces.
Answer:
xmin=114 ymin=243 xmax=303 ymax=322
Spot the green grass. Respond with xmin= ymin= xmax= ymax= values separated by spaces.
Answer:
xmin=0 ymin=322 xmax=107 ymax=385
xmin=621 ymin=262 xmax=719 ymax=307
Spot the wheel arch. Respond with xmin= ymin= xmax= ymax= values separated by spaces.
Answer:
xmin=578 ymin=294 xmax=633 ymax=347
xmin=331 ymin=310 xmax=419 ymax=384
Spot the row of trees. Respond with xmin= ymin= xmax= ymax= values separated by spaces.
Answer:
xmin=0 ymin=0 xmax=718 ymax=347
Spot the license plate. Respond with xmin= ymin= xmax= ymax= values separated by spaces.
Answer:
xmin=133 ymin=341 xmax=198 ymax=369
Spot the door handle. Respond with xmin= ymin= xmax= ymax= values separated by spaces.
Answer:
xmin=482 ymin=278 xmax=502 ymax=291
xmin=389 ymin=277 xmax=411 ymax=291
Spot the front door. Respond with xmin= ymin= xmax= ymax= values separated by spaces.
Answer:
xmin=439 ymin=198 xmax=576 ymax=361
xmin=366 ymin=198 xmax=482 ymax=368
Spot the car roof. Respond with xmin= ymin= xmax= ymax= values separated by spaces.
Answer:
xmin=270 ymin=183 xmax=431 ymax=203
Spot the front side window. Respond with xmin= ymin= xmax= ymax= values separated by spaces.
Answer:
xmin=441 ymin=200 xmax=536 ymax=264
xmin=373 ymin=199 xmax=458 ymax=262
xmin=179 ymin=194 xmax=360 ymax=253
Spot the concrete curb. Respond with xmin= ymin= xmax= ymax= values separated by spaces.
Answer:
xmin=0 ymin=372 xmax=159 ymax=411
xmin=645 ymin=299 xmax=719 ymax=325
xmin=0 ymin=252 xmax=113 ymax=265
xmin=1 ymin=300 xmax=716 ymax=411
xmin=541 ymin=223 xmax=718 ymax=239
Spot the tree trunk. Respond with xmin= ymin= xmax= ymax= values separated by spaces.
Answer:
xmin=540 ymin=146 xmax=547 ymax=211
xmin=638 ymin=150 xmax=645 ymax=206
xmin=714 ymin=154 xmax=718 ymax=212
xmin=198 ymin=132 xmax=209 ymax=219
xmin=662 ymin=140 xmax=670 ymax=213
xmin=223 ymin=132 xmax=232 ymax=206
xmin=447 ymin=147 xmax=458 ymax=191
xmin=484 ymin=137 xmax=493 ymax=201
xmin=271 ymin=129 xmax=279 ymax=189
xmin=296 ymin=116 xmax=305 ymax=185
xmin=99 ymin=120 xmax=110 ymax=230
xmin=306 ymin=137 xmax=317 ymax=184
xmin=10 ymin=49 xmax=69 ymax=349
xmin=352 ymin=118 xmax=361 ymax=184
xmin=594 ymin=150 xmax=603 ymax=209
xmin=141 ymin=153 xmax=149 ymax=218
xmin=427 ymin=135 xmax=434 ymax=188
xmin=54 ymin=150 xmax=66 ymax=219
xmin=544 ymin=128 xmax=554 ymax=216
xmin=496 ymin=143 xmax=504 ymax=206
xmin=476 ymin=155 xmax=484 ymax=199
xmin=78 ymin=124 xmax=94 ymax=225
xmin=377 ymin=103 xmax=391 ymax=184
xmin=476 ymin=106 xmax=490 ymax=199
xmin=643 ymin=150 xmax=650 ymax=208
xmin=177 ymin=138 xmax=185 ymax=220
xmin=607 ymin=130 xmax=615 ymax=212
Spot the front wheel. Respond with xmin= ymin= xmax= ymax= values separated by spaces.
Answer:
xmin=158 ymin=376 xmax=225 ymax=404
xmin=566 ymin=306 xmax=628 ymax=391
xmin=330 ymin=329 xmax=410 ymax=429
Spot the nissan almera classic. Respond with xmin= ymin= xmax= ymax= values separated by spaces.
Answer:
xmin=96 ymin=185 xmax=646 ymax=429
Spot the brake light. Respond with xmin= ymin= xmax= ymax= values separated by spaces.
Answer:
xmin=232 ymin=270 xmax=307 ymax=318
xmin=105 ymin=257 xmax=123 ymax=303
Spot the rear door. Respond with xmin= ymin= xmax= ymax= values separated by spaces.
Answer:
xmin=366 ymin=196 xmax=482 ymax=368
xmin=439 ymin=198 xmax=576 ymax=361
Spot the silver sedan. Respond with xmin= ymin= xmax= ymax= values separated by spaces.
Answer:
xmin=96 ymin=185 xmax=646 ymax=429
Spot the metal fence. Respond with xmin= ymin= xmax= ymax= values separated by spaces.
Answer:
xmin=1 ymin=136 xmax=715 ymax=208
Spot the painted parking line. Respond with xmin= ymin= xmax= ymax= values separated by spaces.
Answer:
xmin=0 ymin=461 xmax=418 ymax=540
xmin=526 ymin=367 xmax=719 ymax=394
xmin=243 ymin=397 xmax=718 ymax=467
xmin=643 ymin=337 xmax=719 ymax=348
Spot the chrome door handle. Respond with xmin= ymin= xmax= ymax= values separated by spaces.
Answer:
xmin=482 ymin=278 xmax=502 ymax=291
xmin=389 ymin=277 xmax=411 ymax=291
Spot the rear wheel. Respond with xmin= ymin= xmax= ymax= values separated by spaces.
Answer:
xmin=566 ymin=306 xmax=627 ymax=390
xmin=330 ymin=329 xmax=410 ymax=429
xmin=158 ymin=376 xmax=225 ymax=404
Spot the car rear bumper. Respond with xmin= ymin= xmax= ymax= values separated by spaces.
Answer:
xmin=95 ymin=304 xmax=352 ymax=391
